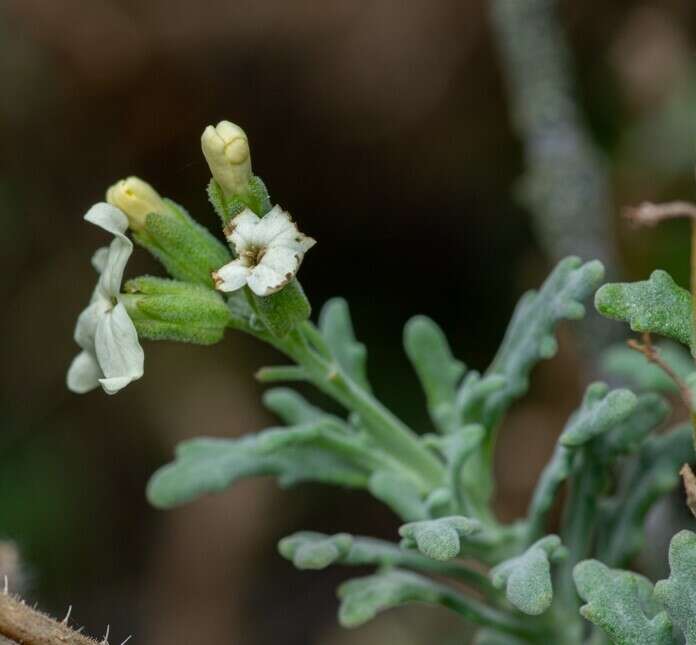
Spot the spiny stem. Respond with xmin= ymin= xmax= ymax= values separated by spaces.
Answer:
xmin=0 ymin=594 xmax=100 ymax=645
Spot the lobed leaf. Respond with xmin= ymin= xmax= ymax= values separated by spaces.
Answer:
xmin=319 ymin=298 xmax=370 ymax=390
xmin=278 ymin=532 xmax=353 ymax=569
xmin=337 ymin=569 xmax=442 ymax=628
xmin=595 ymin=270 xmax=692 ymax=350
xmin=654 ymin=530 xmax=696 ymax=644
xmin=574 ymin=560 xmax=673 ymax=645
xmin=560 ymin=382 xmax=638 ymax=447
xmin=481 ymin=257 xmax=605 ymax=428
xmin=399 ymin=516 xmax=482 ymax=561
xmin=404 ymin=316 xmax=465 ymax=433
xmin=490 ymin=535 xmax=565 ymax=616
xmin=147 ymin=422 xmax=379 ymax=508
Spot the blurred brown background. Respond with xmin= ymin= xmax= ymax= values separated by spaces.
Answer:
xmin=1 ymin=1 xmax=695 ymax=643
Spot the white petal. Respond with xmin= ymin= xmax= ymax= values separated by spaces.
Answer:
xmin=260 ymin=246 xmax=300 ymax=276
xmin=225 ymin=209 xmax=259 ymax=252
xmin=73 ymin=301 xmax=108 ymax=353
xmin=84 ymin=202 xmax=130 ymax=237
xmin=253 ymin=206 xmax=295 ymax=246
xmin=84 ymin=203 xmax=133 ymax=298
xmin=247 ymin=264 xmax=290 ymax=296
xmin=94 ymin=303 xmax=144 ymax=394
xmin=91 ymin=247 xmax=109 ymax=273
xmin=66 ymin=351 xmax=102 ymax=393
xmin=213 ymin=260 xmax=250 ymax=292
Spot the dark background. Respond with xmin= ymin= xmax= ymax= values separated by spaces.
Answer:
xmin=1 ymin=1 xmax=695 ymax=643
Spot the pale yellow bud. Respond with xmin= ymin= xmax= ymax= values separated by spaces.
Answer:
xmin=106 ymin=176 xmax=168 ymax=231
xmin=201 ymin=121 xmax=252 ymax=199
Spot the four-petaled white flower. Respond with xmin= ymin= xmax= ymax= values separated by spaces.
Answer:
xmin=212 ymin=205 xmax=315 ymax=297
xmin=67 ymin=203 xmax=145 ymax=395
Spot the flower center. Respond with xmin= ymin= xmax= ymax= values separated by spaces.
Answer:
xmin=241 ymin=246 xmax=266 ymax=266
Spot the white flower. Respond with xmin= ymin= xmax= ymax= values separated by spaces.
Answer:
xmin=201 ymin=121 xmax=252 ymax=198
xmin=67 ymin=203 xmax=145 ymax=395
xmin=212 ymin=205 xmax=315 ymax=297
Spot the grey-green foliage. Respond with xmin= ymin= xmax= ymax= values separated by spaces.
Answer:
xmin=560 ymin=383 xmax=637 ymax=447
xmin=337 ymin=569 xmax=444 ymax=629
xmin=595 ymin=270 xmax=693 ymax=350
xmin=601 ymin=341 xmax=694 ymax=393
xmin=490 ymin=536 xmax=566 ymax=616
xmin=574 ymin=560 xmax=673 ymax=645
xmin=399 ymin=516 xmax=481 ymax=561
xmin=404 ymin=315 xmax=465 ymax=432
xmin=481 ymin=257 xmax=604 ymax=426
xmin=146 ymin=254 xmax=694 ymax=644
xmin=655 ymin=530 xmax=696 ymax=644
xmin=320 ymin=298 xmax=371 ymax=391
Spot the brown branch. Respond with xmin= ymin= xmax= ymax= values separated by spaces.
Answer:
xmin=624 ymin=200 xmax=696 ymax=226
xmin=0 ymin=593 xmax=101 ymax=645
xmin=627 ymin=332 xmax=693 ymax=411
xmin=680 ymin=464 xmax=696 ymax=518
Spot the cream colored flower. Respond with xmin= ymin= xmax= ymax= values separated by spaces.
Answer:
xmin=67 ymin=203 xmax=144 ymax=394
xmin=201 ymin=121 xmax=252 ymax=198
xmin=106 ymin=176 xmax=169 ymax=230
xmin=212 ymin=205 xmax=315 ymax=297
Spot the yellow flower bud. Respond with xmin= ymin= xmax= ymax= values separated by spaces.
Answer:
xmin=201 ymin=121 xmax=252 ymax=199
xmin=106 ymin=176 xmax=169 ymax=231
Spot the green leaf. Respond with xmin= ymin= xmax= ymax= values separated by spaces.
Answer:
xmin=278 ymin=531 xmax=353 ymax=569
xmin=337 ymin=569 xmax=443 ymax=628
xmin=134 ymin=199 xmax=231 ymax=287
xmin=560 ymin=383 xmax=638 ymax=447
xmin=655 ymin=530 xmax=696 ymax=644
xmin=490 ymin=536 xmax=566 ymax=616
xmin=252 ymin=279 xmax=311 ymax=338
xmin=574 ymin=560 xmax=673 ymax=645
xmin=123 ymin=276 xmax=231 ymax=345
xmin=399 ymin=516 xmax=482 ymax=561
xmin=482 ymin=257 xmax=605 ymax=427
xmin=595 ymin=270 xmax=693 ymax=350
xmin=601 ymin=341 xmax=694 ymax=393
xmin=147 ymin=422 xmax=379 ymax=508
xmin=597 ymin=424 xmax=693 ymax=568
xmin=473 ymin=631 xmax=528 ymax=645
xmin=404 ymin=316 xmax=465 ymax=433
xmin=262 ymin=387 xmax=332 ymax=425
xmin=368 ymin=471 xmax=428 ymax=522
xmin=319 ymin=298 xmax=370 ymax=390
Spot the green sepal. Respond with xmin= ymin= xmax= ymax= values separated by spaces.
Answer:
xmin=404 ymin=315 xmax=465 ymax=433
xmin=560 ymin=382 xmax=638 ymax=447
xmin=654 ymin=530 xmax=696 ymax=644
xmin=278 ymin=532 xmax=353 ymax=570
xmin=251 ymin=279 xmax=311 ymax=338
xmin=490 ymin=535 xmax=566 ymax=616
xmin=122 ymin=276 xmax=231 ymax=345
xmin=207 ymin=176 xmax=272 ymax=224
xmin=399 ymin=516 xmax=482 ymax=561
xmin=133 ymin=199 xmax=231 ymax=287
xmin=574 ymin=560 xmax=673 ymax=645
xmin=595 ymin=270 xmax=693 ymax=351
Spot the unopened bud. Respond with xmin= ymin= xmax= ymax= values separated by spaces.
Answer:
xmin=106 ymin=176 xmax=169 ymax=231
xmin=201 ymin=121 xmax=252 ymax=199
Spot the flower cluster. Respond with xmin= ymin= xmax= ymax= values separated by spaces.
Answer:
xmin=67 ymin=121 xmax=315 ymax=394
